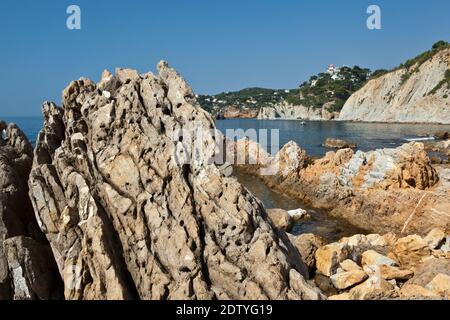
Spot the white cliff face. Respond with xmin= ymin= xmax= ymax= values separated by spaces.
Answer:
xmin=339 ymin=48 xmax=450 ymax=123
xmin=257 ymin=102 xmax=338 ymax=120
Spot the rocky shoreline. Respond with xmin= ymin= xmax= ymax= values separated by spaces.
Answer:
xmin=236 ymin=138 xmax=450 ymax=235
xmin=0 ymin=63 xmax=449 ymax=300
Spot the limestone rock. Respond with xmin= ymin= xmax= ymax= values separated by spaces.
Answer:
xmin=0 ymin=121 xmax=62 ymax=300
xmin=328 ymin=292 xmax=351 ymax=300
xmin=394 ymin=235 xmax=431 ymax=269
xmin=340 ymin=259 xmax=362 ymax=272
xmin=28 ymin=62 xmax=316 ymax=300
xmin=245 ymin=137 xmax=445 ymax=235
xmin=289 ymin=233 xmax=325 ymax=272
xmin=361 ymin=250 xmax=398 ymax=267
xmin=406 ymin=257 xmax=450 ymax=287
xmin=399 ymin=284 xmax=440 ymax=299
xmin=425 ymin=273 xmax=450 ymax=297
xmin=363 ymin=264 xmax=414 ymax=281
xmin=270 ymin=141 xmax=308 ymax=178
xmin=315 ymin=243 xmax=350 ymax=276
xmin=330 ymin=270 xmax=368 ymax=290
xmin=287 ymin=208 xmax=309 ymax=221
xmin=3 ymin=237 xmax=63 ymax=300
xmin=257 ymin=103 xmax=326 ymax=121
xmin=339 ymin=47 xmax=450 ymax=124
xmin=348 ymin=277 xmax=397 ymax=300
xmin=267 ymin=209 xmax=293 ymax=231
xmin=424 ymin=228 xmax=447 ymax=249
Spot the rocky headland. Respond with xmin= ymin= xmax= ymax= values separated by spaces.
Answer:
xmin=339 ymin=45 xmax=450 ymax=123
xmin=201 ymin=42 xmax=450 ymax=123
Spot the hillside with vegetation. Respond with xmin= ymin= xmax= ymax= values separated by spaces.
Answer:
xmin=197 ymin=88 xmax=299 ymax=117
xmin=198 ymin=66 xmax=371 ymax=118
xmin=286 ymin=66 xmax=371 ymax=112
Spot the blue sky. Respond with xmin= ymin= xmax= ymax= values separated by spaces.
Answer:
xmin=0 ymin=0 xmax=449 ymax=116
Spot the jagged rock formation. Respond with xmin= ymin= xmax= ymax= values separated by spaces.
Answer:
xmin=237 ymin=139 xmax=450 ymax=235
xmin=28 ymin=62 xmax=322 ymax=300
xmin=0 ymin=121 xmax=63 ymax=300
xmin=339 ymin=47 xmax=450 ymax=123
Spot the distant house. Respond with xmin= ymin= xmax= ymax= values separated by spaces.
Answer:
xmin=327 ymin=64 xmax=344 ymax=81
xmin=327 ymin=64 xmax=339 ymax=75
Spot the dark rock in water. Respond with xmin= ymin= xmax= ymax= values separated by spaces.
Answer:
xmin=323 ymin=138 xmax=357 ymax=149
xmin=0 ymin=122 xmax=63 ymax=300
xmin=434 ymin=131 xmax=449 ymax=140
xmin=430 ymin=156 xmax=444 ymax=164
xmin=28 ymin=61 xmax=322 ymax=300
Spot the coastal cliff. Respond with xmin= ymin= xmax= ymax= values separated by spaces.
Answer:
xmin=257 ymin=102 xmax=339 ymax=120
xmin=339 ymin=45 xmax=450 ymax=123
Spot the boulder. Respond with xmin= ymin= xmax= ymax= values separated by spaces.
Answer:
xmin=315 ymin=243 xmax=350 ymax=276
xmin=289 ymin=233 xmax=325 ymax=272
xmin=27 ymin=62 xmax=317 ymax=300
xmin=393 ymin=235 xmax=431 ymax=269
xmin=379 ymin=265 xmax=414 ymax=280
xmin=267 ymin=209 xmax=293 ymax=231
xmin=288 ymin=208 xmax=310 ymax=221
xmin=399 ymin=284 xmax=440 ymax=299
xmin=425 ymin=273 xmax=450 ymax=297
xmin=361 ymin=250 xmax=398 ymax=267
xmin=330 ymin=270 xmax=368 ymax=290
xmin=405 ymin=257 xmax=450 ymax=288
xmin=434 ymin=131 xmax=449 ymax=140
xmin=323 ymin=138 xmax=357 ymax=149
xmin=328 ymin=292 xmax=351 ymax=300
xmin=340 ymin=259 xmax=362 ymax=272
xmin=424 ymin=228 xmax=447 ymax=249
xmin=270 ymin=141 xmax=308 ymax=177
xmin=347 ymin=277 xmax=397 ymax=300
xmin=366 ymin=233 xmax=397 ymax=247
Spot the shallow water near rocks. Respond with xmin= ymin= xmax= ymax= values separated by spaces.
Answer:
xmin=233 ymin=169 xmax=365 ymax=243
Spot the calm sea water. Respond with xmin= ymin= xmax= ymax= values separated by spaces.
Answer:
xmin=216 ymin=119 xmax=450 ymax=157
xmin=7 ymin=117 xmax=450 ymax=154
